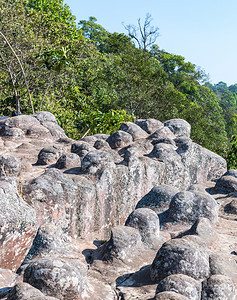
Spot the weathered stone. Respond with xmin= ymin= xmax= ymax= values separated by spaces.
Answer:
xmin=0 ymin=177 xmax=37 ymax=271
xmin=93 ymin=139 xmax=111 ymax=150
xmin=149 ymin=143 xmax=186 ymax=188
xmin=175 ymin=137 xmax=192 ymax=153
xmin=71 ymin=141 xmax=95 ymax=159
xmin=215 ymin=175 xmax=237 ymax=193
xmin=168 ymin=191 xmax=218 ymax=224
xmin=106 ymin=130 xmax=133 ymax=149
xmin=156 ymin=274 xmax=201 ymax=300
xmin=155 ymin=291 xmax=189 ymax=300
xmin=178 ymin=142 xmax=227 ymax=184
xmin=0 ymin=155 xmax=22 ymax=176
xmin=125 ymin=208 xmax=160 ymax=249
xmin=99 ymin=226 xmax=143 ymax=263
xmin=119 ymin=122 xmax=148 ymax=141
xmin=152 ymin=137 xmax=177 ymax=147
xmin=119 ymin=139 xmax=153 ymax=158
xmin=148 ymin=126 xmax=176 ymax=140
xmin=0 ymin=115 xmax=40 ymax=136
xmin=55 ymin=153 xmax=81 ymax=169
xmin=7 ymin=282 xmax=59 ymax=300
xmin=24 ymin=223 xmax=73 ymax=262
xmin=81 ymin=150 xmax=115 ymax=174
xmin=93 ymin=133 xmax=109 ymax=140
xmin=135 ymin=118 xmax=163 ymax=134
xmin=164 ymin=119 xmax=191 ymax=138
xmin=2 ymin=127 xmax=25 ymax=139
xmin=179 ymin=217 xmax=218 ymax=246
xmin=150 ymin=235 xmax=210 ymax=282
xmin=0 ymin=269 xmax=16 ymax=291
xmin=23 ymin=168 xmax=79 ymax=237
xmin=209 ymin=254 xmax=237 ymax=280
xmin=136 ymin=185 xmax=179 ymax=214
xmin=36 ymin=146 xmax=63 ymax=165
xmin=23 ymin=258 xmax=87 ymax=300
xmin=80 ymin=135 xmax=97 ymax=145
xmin=225 ymin=198 xmax=237 ymax=214
xmin=33 ymin=111 xmax=66 ymax=138
xmin=201 ymin=275 xmax=236 ymax=300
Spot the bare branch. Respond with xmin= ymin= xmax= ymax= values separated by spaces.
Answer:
xmin=0 ymin=30 xmax=35 ymax=113
xmin=123 ymin=13 xmax=159 ymax=51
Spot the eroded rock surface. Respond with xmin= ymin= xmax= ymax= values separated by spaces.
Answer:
xmin=0 ymin=112 xmax=236 ymax=300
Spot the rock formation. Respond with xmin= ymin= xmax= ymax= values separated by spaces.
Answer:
xmin=0 ymin=112 xmax=236 ymax=299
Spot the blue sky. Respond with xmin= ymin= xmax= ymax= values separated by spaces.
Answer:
xmin=64 ymin=0 xmax=237 ymax=86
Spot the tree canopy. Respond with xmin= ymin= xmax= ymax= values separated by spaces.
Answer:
xmin=0 ymin=1 xmax=236 ymax=162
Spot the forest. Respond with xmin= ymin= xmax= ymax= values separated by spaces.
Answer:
xmin=1 ymin=0 xmax=237 ymax=167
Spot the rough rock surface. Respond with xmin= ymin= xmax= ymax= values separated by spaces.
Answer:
xmin=119 ymin=122 xmax=148 ymax=140
xmin=178 ymin=217 xmax=218 ymax=246
xmin=0 ymin=154 xmax=22 ymax=176
xmin=156 ymin=274 xmax=201 ymax=300
xmin=23 ymin=258 xmax=87 ymax=300
xmin=135 ymin=118 xmax=163 ymax=134
xmin=136 ymin=185 xmax=179 ymax=214
xmin=99 ymin=225 xmax=143 ymax=263
xmin=0 ymin=112 xmax=236 ymax=300
xmin=155 ymin=291 xmax=189 ymax=300
xmin=106 ymin=130 xmax=133 ymax=149
xmin=201 ymin=274 xmax=236 ymax=300
xmin=55 ymin=153 xmax=81 ymax=169
xmin=164 ymin=118 xmax=191 ymax=138
xmin=150 ymin=235 xmax=210 ymax=282
xmin=0 ymin=177 xmax=37 ymax=271
xmin=168 ymin=191 xmax=219 ymax=224
xmin=7 ymin=282 xmax=59 ymax=300
xmin=125 ymin=208 xmax=160 ymax=248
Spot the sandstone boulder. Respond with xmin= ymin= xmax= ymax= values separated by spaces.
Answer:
xmin=36 ymin=146 xmax=63 ymax=165
xmin=215 ymin=175 xmax=237 ymax=193
xmin=155 ymin=291 xmax=189 ymax=300
xmin=179 ymin=217 xmax=218 ymax=246
xmin=55 ymin=153 xmax=81 ymax=169
xmin=148 ymin=126 xmax=175 ymax=140
xmin=106 ymin=130 xmax=133 ymax=149
xmin=33 ymin=111 xmax=66 ymax=138
xmin=125 ymin=208 xmax=160 ymax=249
xmin=164 ymin=119 xmax=191 ymax=138
xmin=201 ymin=275 xmax=236 ymax=300
xmin=23 ymin=258 xmax=87 ymax=300
xmin=119 ymin=121 xmax=148 ymax=140
xmin=0 ymin=177 xmax=37 ymax=271
xmin=99 ymin=226 xmax=143 ymax=263
xmin=7 ymin=282 xmax=59 ymax=300
xmin=136 ymin=185 xmax=179 ymax=214
xmin=209 ymin=254 xmax=237 ymax=280
xmin=0 ymin=155 xmax=22 ymax=177
xmin=135 ymin=118 xmax=163 ymax=134
xmin=150 ymin=235 xmax=210 ymax=282
xmin=168 ymin=191 xmax=218 ymax=224
xmin=93 ymin=139 xmax=111 ymax=151
xmin=156 ymin=274 xmax=201 ymax=300
xmin=71 ymin=141 xmax=95 ymax=159
xmin=81 ymin=150 xmax=115 ymax=174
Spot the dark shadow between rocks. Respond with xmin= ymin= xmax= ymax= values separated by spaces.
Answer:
xmin=63 ymin=167 xmax=83 ymax=175
xmin=0 ymin=287 xmax=12 ymax=299
xmin=116 ymin=265 xmax=154 ymax=288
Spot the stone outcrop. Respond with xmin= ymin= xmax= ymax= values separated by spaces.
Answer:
xmin=0 ymin=113 xmax=236 ymax=300
xmin=150 ymin=235 xmax=210 ymax=281
xmin=0 ymin=177 xmax=37 ymax=272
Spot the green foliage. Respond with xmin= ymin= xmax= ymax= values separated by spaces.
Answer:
xmin=226 ymin=136 xmax=237 ymax=169
xmin=0 ymin=3 xmax=235 ymax=160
